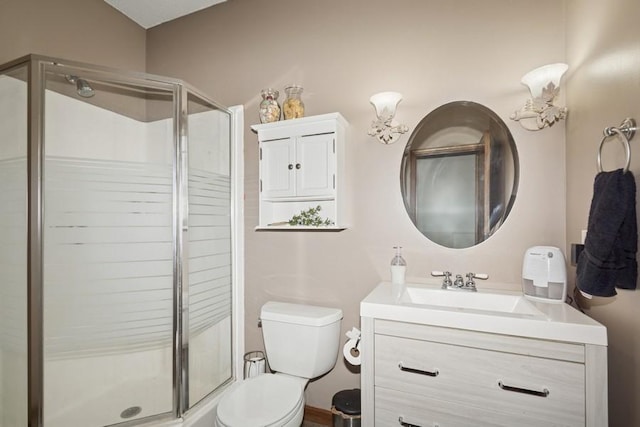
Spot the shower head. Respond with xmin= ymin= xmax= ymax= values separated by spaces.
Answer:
xmin=76 ymin=78 xmax=95 ymax=98
xmin=65 ymin=75 xmax=95 ymax=98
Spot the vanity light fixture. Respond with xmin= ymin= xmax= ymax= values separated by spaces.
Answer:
xmin=511 ymin=63 xmax=568 ymax=131
xmin=368 ymin=91 xmax=409 ymax=144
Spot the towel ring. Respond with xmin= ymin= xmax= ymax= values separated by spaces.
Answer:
xmin=597 ymin=118 xmax=636 ymax=173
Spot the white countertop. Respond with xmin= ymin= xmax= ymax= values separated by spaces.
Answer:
xmin=360 ymin=281 xmax=607 ymax=346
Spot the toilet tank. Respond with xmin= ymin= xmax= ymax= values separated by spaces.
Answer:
xmin=260 ymin=302 xmax=343 ymax=379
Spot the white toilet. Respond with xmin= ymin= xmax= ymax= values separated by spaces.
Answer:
xmin=215 ymin=301 xmax=343 ymax=427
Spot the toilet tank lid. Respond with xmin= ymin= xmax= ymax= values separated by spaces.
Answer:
xmin=261 ymin=302 xmax=343 ymax=326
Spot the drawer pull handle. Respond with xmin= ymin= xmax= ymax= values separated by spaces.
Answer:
xmin=398 ymin=362 xmax=439 ymax=377
xmin=498 ymin=380 xmax=550 ymax=397
xmin=398 ymin=416 xmax=425 ymax=427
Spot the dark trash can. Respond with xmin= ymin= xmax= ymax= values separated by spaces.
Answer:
xmin=331 ymin=388 xmax=361 ymax=427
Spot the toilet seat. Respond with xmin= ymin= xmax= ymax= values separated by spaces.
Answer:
xmin=216 ymin=374 xmax=305 ymax=427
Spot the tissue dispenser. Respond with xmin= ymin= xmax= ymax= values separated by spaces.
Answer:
xmin=522 ymin=246 xmax=567 ymax=304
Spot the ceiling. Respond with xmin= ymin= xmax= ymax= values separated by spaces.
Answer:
xmin=104 ymin=0 xmax=227 ymax=29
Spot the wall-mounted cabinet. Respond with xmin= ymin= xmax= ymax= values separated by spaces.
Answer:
xmin=251 ymin=113 xmax=348 ymax=230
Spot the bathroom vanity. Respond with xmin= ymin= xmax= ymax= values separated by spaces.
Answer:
xmin=360 ymin=282 xmax=608 ymax=427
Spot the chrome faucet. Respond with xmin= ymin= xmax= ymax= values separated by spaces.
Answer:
xmin=431 ymin=271 xmax=488 ymax=291
xmin=431 ymin=271 xmax=452 ymax=289
xmin=454 ymin=274 xmax=465 ymax=288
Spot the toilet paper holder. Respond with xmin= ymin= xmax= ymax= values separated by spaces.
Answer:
xmin=347 ymin=327 xmax=361 ymax=348
xmin=343 ymin=327 xmax=362 ymax=366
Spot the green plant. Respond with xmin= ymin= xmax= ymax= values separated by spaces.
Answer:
xmin=288 ymin=205 xmax=334 ymax=226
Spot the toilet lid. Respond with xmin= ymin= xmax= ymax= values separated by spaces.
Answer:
xmin=217 ymin=374 xmax=304 ymax=426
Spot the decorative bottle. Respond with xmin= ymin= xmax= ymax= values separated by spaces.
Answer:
xmin=283 ymin=85 xmax=305 ymax=120
xmin=390 ymin=246 xmax=406 ymax=285
xmin=259 ymin=88 xmax=281 ymax=124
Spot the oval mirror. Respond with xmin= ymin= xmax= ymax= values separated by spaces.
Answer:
xmin=400 ymin=101 xmax=519 ymax=248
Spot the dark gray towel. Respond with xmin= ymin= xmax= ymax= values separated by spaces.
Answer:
xmin=577 ymin=169 xmax=637 ymax=296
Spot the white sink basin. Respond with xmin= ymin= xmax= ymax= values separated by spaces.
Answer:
xmin=401 ymin=286 xmax=545 ymax=317
xmin=360 ymin=282 xmax=607 ymax=346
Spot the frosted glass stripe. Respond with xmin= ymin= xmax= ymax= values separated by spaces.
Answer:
xmin=45 ymin=213 xmax=171 ymax=227
xmin=45 ymin=260 xmax=173 ymax=281
xmin=44 ymin=243 xmax=173 ymax=264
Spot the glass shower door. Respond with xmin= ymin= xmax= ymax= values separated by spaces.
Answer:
xmin=185 ymin=92 xmax=233 ymax=407
xmin=0 ymin=64 xmax=28 ymax=427
xmin=42 ymin=67 xmax=176 ymax=426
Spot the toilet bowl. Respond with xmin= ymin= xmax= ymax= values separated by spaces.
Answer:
xmin=215 ymin=374 xmax=306 ymax=427
xmin=215 ymin=301 xmax=343 ymax=427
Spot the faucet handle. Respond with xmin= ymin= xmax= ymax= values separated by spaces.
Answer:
xmin=431 ymin=270 xmax=452 ymax=280
xmin=467 ymin=272 xmax=488 ymax=281
xmin=464 ymin=272 xmax=488 ymax=291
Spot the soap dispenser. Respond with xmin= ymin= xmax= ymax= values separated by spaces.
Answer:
xmin=390 ymin=246 xmax=406 ymax=285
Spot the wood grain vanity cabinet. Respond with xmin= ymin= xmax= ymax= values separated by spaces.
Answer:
xmin=360 ymin=318 xmax=608 ymax=427
xmin=251 ymin=113 xmax=348 ymax=230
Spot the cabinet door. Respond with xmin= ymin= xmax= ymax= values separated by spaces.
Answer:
xmin=260 ymin=138 xmax=295 ymax=198
xmin=296 ymin=133 xmax=335 ymax=197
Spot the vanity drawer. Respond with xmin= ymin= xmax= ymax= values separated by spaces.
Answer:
xmin=375 ymin=334 xmax=585 ymax=426
xmin=375 ymin=387 xmax=559 ymax=427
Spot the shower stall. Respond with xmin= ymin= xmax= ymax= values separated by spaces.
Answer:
xmin=0 ymin=55 xmax=243 ymax=427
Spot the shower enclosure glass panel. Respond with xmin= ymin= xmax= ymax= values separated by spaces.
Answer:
xmin=0 ymin=65 xmax=28 ymax=427
xmin=42 ymin=67 xmax=176 ymax=426
xmin=0 ymin=55 xmax=237 ymax=427
xmin=186 ymin=93 xmax=233 ymax=407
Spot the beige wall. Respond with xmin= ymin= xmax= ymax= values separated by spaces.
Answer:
xmin=0 ymin=0 xmax=145 ymax=70
xmin=566 ymin=0 xmax=640 ymax=425
xmin=147 ymin=0 xmax=568 ymax=409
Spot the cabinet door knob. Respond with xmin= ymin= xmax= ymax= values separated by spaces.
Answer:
xmin=288 ymin=164 xmax=293 ymax=170
xmin=295 ymin=163 xmax=301 ymax=169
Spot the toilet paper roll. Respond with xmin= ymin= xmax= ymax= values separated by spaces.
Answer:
xmin=343 ymin=338 xmax=361 ymax=366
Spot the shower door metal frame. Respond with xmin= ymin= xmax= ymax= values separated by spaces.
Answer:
xmin=29 ymin=55 xmax=45 ymax=427
xmin=0 ymin=54 xmax=238 ymax=427
xmin=175 ymin=82 xmax=189 ymax=417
